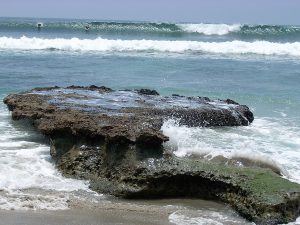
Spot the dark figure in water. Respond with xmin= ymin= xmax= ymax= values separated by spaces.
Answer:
xmin=85 ymin=25 xmax=90 ymax=32
xmin=36 ymin=23 xmax=43 ymax=31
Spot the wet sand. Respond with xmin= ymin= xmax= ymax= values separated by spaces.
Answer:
xmin=0 ymin=197 xmax=251 ymax=225
xmin=0 ymin=208 xmax=172 ymax=225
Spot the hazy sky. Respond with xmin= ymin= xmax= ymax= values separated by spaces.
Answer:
xmin=0 ymin=0 xmax=299 ymax=25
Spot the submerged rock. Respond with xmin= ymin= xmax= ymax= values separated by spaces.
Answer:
xmin=137 ymin=88 xmax=159 ymax=96
xmin=4 ymin=86 xmax=300 ymax=224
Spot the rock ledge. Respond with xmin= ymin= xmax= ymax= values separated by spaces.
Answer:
xmin=4 ymin=86 xmax=300 ymax=225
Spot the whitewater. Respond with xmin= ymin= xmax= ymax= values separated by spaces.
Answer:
xmin=1 ymin=36 xmax=300 ymax=57
xmin=0 ymin=100 xmax=95 ymax=210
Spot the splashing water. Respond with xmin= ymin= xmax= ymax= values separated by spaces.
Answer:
xmin=162 ymin=117 xmax=300 ymax=183
xmin=0 ymin=102 xmax=92 ymax=210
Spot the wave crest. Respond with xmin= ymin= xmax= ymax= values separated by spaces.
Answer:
xmin=1 ymin=36 xmax=300 ymax=57
xmin=178 ymin=23 xmax=241 ymax=35
xmin=2 ymin=20 xmax=300 ymax=37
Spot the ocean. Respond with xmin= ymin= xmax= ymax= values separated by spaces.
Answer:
xmin=0 ymin=17 xmax=300 ymax=224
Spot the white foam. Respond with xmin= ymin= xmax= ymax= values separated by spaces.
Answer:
xmin=0 ymin=104 xmax=90 ymax=210
xmin=162 ymin=117 xmax=300 ymax=183
xmin=287 ymin=217 xmax=300 ymax=225
xmin=169 ymin=210 xmax=250 ymax=225
xmin=0 ymin=190 xmax=69 ymax=210
xmin=178 ymin=23 xmax=241 ymax=35
xmin=1 ymin=36 xmax=300 ymax=57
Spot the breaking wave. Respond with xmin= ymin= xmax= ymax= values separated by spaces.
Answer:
xmin=162 ymin=117 xmax=300 ymax=183
xmin=2 ymin=20 xmax=300 ymax=37
xmin=0 ymin=21 xmax=241 ymax=35
xmin=0 ymin=20 xmax=240 ymax=35
xmin=178 ymin=23 xmax=241 ymax=35
xmin=1 ymin=36 xmax=300 ymax=57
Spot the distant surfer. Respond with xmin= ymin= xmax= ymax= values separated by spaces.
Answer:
xmin=85 ymin=24 xmax=90 ymax=32
xmin=36 ymin=22 xmax=43 ymax=31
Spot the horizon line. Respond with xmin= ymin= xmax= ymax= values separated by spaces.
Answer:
xmin=0 ymin=16 xmax=297 ymax=26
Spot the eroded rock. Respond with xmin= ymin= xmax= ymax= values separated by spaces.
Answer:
xmin=4 ymin=86 xmax=300 ymax=224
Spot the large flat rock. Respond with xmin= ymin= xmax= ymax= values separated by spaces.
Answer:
xmin=4 ymin=86 xmax=300 ymax=224
xmin=4 ymin=85 xmax=253 ymax=145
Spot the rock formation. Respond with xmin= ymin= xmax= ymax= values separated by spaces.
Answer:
xmin=4 ymin=86 xmax=300 ymax=224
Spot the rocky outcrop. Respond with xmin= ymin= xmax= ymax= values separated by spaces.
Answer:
xmin=4 ymin=86 xmax=300 ymax=224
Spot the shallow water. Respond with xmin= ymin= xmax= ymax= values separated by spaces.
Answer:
xmin=0 ymin=17 xmax=300 ymax=224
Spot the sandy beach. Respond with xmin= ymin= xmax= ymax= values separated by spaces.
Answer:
xmin=0 ymin=196 xmax=251 ymax=225
xmin=0 ymin=203 xmax=173 ymax=225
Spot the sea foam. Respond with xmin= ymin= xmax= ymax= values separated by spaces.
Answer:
xmin=169 ymin=209 xmax=248 ymax=225
xmin=162 ymin=117 xmax=300 ymax=183
xmin=0 ymin=103 xmax=90 ymax=210
xmin=0 ymin=36 xmax=300 ymax=57
xmin=177 ymin=23 xmax=241 ymax=35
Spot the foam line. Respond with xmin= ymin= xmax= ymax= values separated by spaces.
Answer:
xmin=1 ymin=36 xmax=300 ymax=57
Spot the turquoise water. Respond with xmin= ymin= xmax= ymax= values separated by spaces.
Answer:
xmin=0 ymin=18 xmax=300 ymax=224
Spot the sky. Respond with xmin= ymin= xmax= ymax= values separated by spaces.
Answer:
xmin=0 ymin=0 xmax=299 ymax=25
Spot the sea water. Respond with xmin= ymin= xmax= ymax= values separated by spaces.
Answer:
xmin=0 ymin=17 xmax=300 ymax=224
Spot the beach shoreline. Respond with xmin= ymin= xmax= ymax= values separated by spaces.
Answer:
xmin=0 ymin=208 xmax=172 ymax=225
xmin=0 ymin=197 xmax=251 ymax=225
